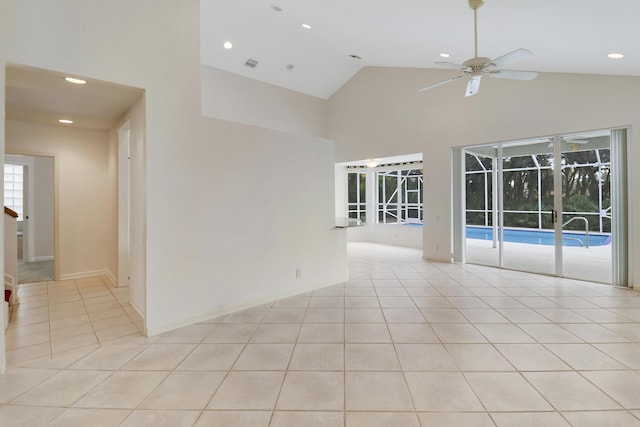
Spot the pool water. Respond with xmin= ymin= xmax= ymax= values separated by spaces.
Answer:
xmin=466 ymin=226 xmax=611 ymax=247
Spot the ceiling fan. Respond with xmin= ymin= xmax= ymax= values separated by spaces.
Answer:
xmin=546 ymin=137 xmax=589 ymax=148
xmin=419 ymin=0 xmax=538 ymax=97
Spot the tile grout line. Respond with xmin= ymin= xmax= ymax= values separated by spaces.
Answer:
xmin=267 ymin=294 xmax=311 ymax=426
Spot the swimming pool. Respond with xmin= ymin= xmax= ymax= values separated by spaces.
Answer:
xmin=466 ymin=226 xmax=611 ymax=247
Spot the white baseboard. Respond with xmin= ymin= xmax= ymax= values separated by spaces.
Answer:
xmin=145 ymin=276 xmax=348 ymax=337
xmin=103 ymin=269 xmax=117 ymax=287
xmin=32 ymin=256 xmax=54 ymax=262
xmin=128 ymin=299 xmax=146 ymax=335
xmin=59 ymin=269 xmax=109 ymax=281
xmin=129 ymin=299 xmax=144 ymax=319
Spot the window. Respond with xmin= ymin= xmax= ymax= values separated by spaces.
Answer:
xmin=347 ymin=172 xmax=366 ymax=222
xmin=377 ymin=169 xmax=423 ymax=224
xmin=4 ymin=163 xmax=24 ymax=221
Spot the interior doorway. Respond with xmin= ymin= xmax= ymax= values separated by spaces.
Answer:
xmin=4 ymin=154 xmax=55 ymax=284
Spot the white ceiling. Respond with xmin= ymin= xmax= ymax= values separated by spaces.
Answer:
xmin=6 ymin=2 xmax=639 ymax=132
xmin=201 ymin=0 xmax=640 ymax=99
xmin=5 ymin=66 xmax=143 ymax=131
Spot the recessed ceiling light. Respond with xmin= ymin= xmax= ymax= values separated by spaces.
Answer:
xmin=608 ymin=53 xmax=624 ymax=59
xmin=271 ymin=5 xmax=282 ymax=12
xmin=301 ymin=24 xmax=311 ymax=29
xmin=440 ymin=53 xmax=451 ymax=58
xmin=58 ymin=119 xmax=73 ymax=124
xmin=64 ymin=77 xmax=86 ymax=85
xmin=223 ymin=41 xmax=233 ymax=49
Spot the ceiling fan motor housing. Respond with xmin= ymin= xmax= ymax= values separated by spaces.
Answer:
xmin=463 ymin=57 xmax=491 ymax=72
xmin=469 ymin=0 xmax=484 ymax=10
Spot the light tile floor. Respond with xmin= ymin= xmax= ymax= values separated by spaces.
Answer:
xmin=2 ymin=242 xmax=640 ymax=426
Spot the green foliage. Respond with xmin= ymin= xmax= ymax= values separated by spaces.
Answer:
xmin=563 ymin=194 xmax=597 ymax=213
xmin=465 ymin=150 xmax=610 ymax=232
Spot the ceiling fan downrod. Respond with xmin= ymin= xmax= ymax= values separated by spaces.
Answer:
xmin=469 ymin=0 xmax=484 ymax=58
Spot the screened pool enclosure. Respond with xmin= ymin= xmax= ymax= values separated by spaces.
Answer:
xmin=347 ymin=163 xmax=424 ymax=225
xmin=453 ymin=129 xmax=629 ymax=286
xmin=465 ymin=140 xmax=611 ymax=235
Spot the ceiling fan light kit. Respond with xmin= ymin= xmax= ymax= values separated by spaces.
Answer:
xmin=419 ymin=0 xmax=538 ymax=96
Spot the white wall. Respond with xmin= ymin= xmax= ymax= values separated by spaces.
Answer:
xmin=201 ymin=65 xmax=327 ymax=138
xmin=328 ymin=67 xmax=640 ymax=287
xmin=3 ymin=0 xmax=347 ymax=336
xmin=33 ymin=156 xmax=54 ymax=260
xmin=5 ymin=120 xmax=114 ymax=280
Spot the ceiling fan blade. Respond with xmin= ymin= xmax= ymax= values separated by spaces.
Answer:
xmin=418 ymin=74 xmax=466 ymax=92
xmin=435 ymin=61 xmax=472 ymax=72
xmin=488 ymin=69 xmax=538 ymax=81
xmin=489 ymin=48 xmax=532 ymax=68
xmin=465 ymin=76 xmax=482 ymax=97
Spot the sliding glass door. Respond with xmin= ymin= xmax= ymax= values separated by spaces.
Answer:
xmin=500 ymin=139 xmax=556 ymax=275
xmin=560 ymin=134 xmax=612 ymax=283
xmin=461 ymin=129 xmax=624 ymax=285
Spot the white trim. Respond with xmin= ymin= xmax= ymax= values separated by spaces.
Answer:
xmin=145 ymin=278 xmax=347 ymax=337
xmin=32 ymin=256 xmax=53 ymax=262
xmin=5 ymin=150 xmax=59 ymax=281
xmin=4 ymin=155 xmax=35 ymax=262
xmin=103 ymin=269 xmax=117 ymax=287
xmin=611 ymin=128 xmax=629 ymax=287
xmin=125 ymin=300 xmax=145 ymax=334
xmin=59 ymin=269 xmax=110 ymax=281
xmin=118 ymin=122 xmax=131 ymax=288
xmin=128 ymin=298 xmax=144 ymax=319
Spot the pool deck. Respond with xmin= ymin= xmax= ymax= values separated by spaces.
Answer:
xmin=466 ymin=238 xmax=612 ymax=284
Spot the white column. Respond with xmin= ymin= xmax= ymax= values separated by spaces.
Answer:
xmin=366 ymin=169 xmax=376 ymax=225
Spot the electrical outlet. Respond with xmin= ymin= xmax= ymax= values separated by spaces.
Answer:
xmin=296 ymin=268 xmax=302 ymax=278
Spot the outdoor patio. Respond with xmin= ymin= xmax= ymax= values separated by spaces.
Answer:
xmin=466 ymin=238 xmax=612 ymax=285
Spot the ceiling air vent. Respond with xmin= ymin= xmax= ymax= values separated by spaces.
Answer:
xmin=245 ymin=58 xmax=259 ymax=68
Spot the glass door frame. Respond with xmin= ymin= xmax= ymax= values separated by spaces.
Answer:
xmin=454 ymin=129 xmax=627 ymax=286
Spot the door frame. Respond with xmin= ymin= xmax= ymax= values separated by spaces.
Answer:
xmin=5 ymin=151 xmax=59 ymax=281
xmin=455 ymin=128 xmax=628 ymax=285
xmin=118 ymin=121 xmax=131 ymax=288
xmin=4 ymin=155 xmax=33 ymax=262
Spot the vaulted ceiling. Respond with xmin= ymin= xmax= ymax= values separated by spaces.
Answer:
xmin=200 ymin=0 xmax=640 ymax=99
xmin=6 ymin=1 xmax=639 ymax=131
